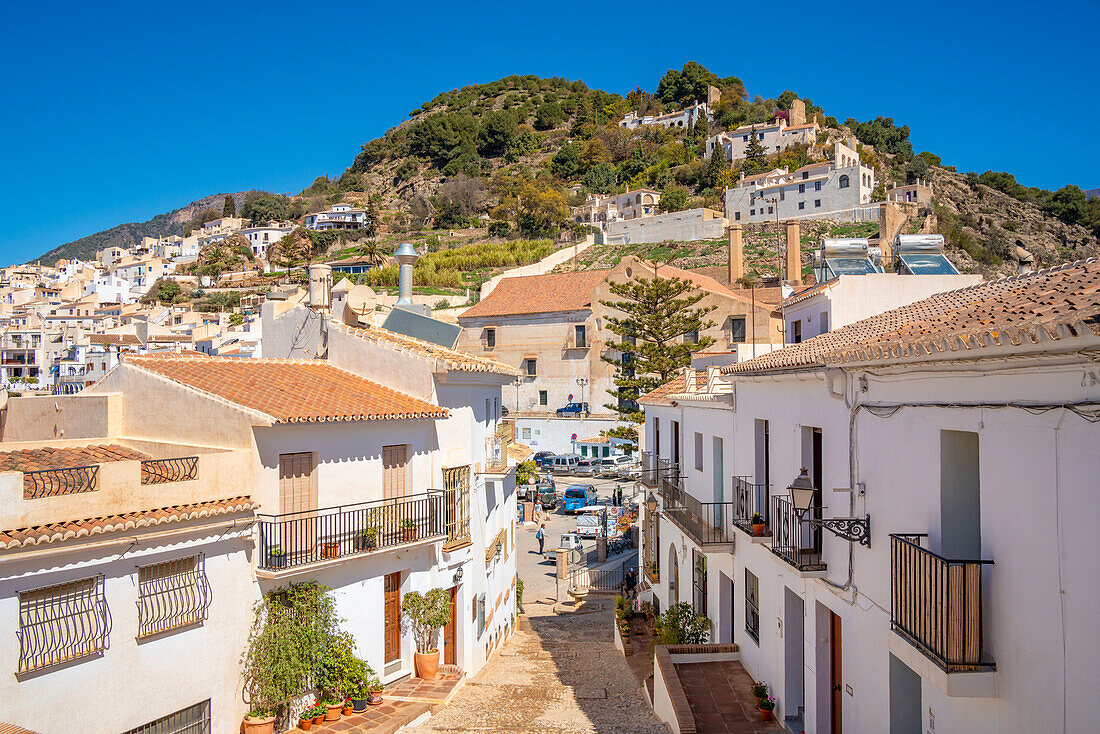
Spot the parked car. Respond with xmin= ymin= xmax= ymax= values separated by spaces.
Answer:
xmin=618 ymin=463 xmax=644 ymax=480
xmin=544 ymin=532 xmax=583 ymax=564
xmin=599 ymin=455 xmax=636 ymax=477
xmin=555 ymin=402 xmax=590 ymax=417
xmin=562 ymin=484 xmax=597 ymax=513
xmin=549 ymin=454 xmax=581 ymax=474
xmin=532 ymin=451 xmax=555 ymax=468
xmin=536 ymin=481 xmax=558 ymax=510
xmin=573 ymin=457 xmax=601 ymax=476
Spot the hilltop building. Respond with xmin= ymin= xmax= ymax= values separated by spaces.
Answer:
xmin=571 ymin=189 xmax=662 ymax=226
xmin=305 ymin=203 xmax=369 ymax=231
xmin=706 ymin=119 xmax=819 ymax=162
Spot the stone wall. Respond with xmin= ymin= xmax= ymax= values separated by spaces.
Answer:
xmin=605 ymin=209 xmax=727 ymax=245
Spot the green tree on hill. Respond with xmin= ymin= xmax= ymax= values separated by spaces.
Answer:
xmin=600 ymin=273 xmax=716 ymax=442
xmin=223 ymin=194 xmax=236 ymax=217
xmin=741 ymin=126 xmax=767 ymax=175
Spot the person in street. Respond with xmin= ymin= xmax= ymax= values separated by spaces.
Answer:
xmin=535 ymin=523 xmax=545 ymax=554
xmin=622 ymin=567 xmax=637 ymax=597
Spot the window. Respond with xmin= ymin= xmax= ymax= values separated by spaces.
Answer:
xmin=136 ymin=555 xmax=210 ymax=638
xmin=574 ymin=324 xmax=587 ymax=348
xmin=684 ymin=330 xmax=698 ymax=345
xmin=815 ymin=181 xmax=822 ymax=191
xmin=693 ymin=550 xmax=708 ymax=618
xmin=484 ymin=328 xmax=495 ymax=349
xmin=122 ymin=700 xmax=211 ymax=734
xmin=734 ymin=212 xmax=741 ymax=221
xmin=742 ymin=135 xmax=749 ymax=142
xmin=382 ymin=445 xmax=408 ymax=499
xmin=750 ymin=209 xmax=755 ymax=216
xmin=798 ymin=202 xmax=805 ymax=210
xmin=18 ymin=575 xmax=109 ymax=673
xmin=820 ymin=312 xmax=829 ymax=332
xmin=694 ymin=432 xmax=703 ymax=471
xmin=522 ymin=427 xmax=531 ymax=439
xmin=798 ymin=183 xmax=805 ymax=194
xmin=494 ymin=397 xmax=499 ymax=420
xmin=758 ymin=132 xmax=764 ymax=140
xmin=767 ymin=206 xmax=773 ymax=215
xmin=525 ymin=358 xmax=537 ymax=377
xmin=779 ymin=189 xmax=784 ymax=201
xmin=792 ymin=320 xmax=802 ymax=343
xmin=730 ymin=317 xmax=746 ymax=343
xmin=839 ymin=174 xmax=850 ymax=189
xmin=802 ymin=171 xmax=808 ymax=180
xmin=745 ymin=569 xmax=760 ymax=643
xmin=538 ymin=390 xmax=548 ymax=406
xmin=443 ymin=465 xmax=471 ymax=546
xmin=814 ymin=199 xmax=821 ymax=208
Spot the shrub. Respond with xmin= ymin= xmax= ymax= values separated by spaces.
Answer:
xmin=402 ymin=588 xmax=453 ymax=654
xmin=654 ymin=602 xmax=710 ymax=644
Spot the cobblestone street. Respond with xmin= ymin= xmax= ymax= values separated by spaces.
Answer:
xmin=405 ymin=600 xmax=668 ymax=734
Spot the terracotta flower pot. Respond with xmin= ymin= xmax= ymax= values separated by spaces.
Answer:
xmin=368 ymin=695 xmax=384 ymax=706
xmin=752 ymin=523 xmax=766 ymax=535
xmin=759 ymin=708 xmax=774 ymax=721
xmin=414 ymin=649 xmax=440 ymax=679
xmin=403 ymin=527 xmax=417 ymax=543
xmin=298 ymin=717 xmax=313 ymax=731
xmin=325 ymin=703 xmax=342 ymax=721
xmin=321 ymin=542 xmax=340 ymax=559
xmin=243 ymin=715 xmax=275 ymax=734
xmin=312 ymin=714 xmax=324 ymax=725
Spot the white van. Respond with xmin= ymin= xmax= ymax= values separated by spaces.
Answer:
xmin=550 ymin=454 xmax=581 ymax=474
xmin=599 ymin=454 xmax=636 ymax=477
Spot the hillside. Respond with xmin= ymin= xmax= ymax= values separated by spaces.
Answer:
xmin=35 ymin=191 xmax=262 ymax=265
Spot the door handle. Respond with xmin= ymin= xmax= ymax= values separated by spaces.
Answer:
xmin=832 ymin=684 xmax=842 ymax=692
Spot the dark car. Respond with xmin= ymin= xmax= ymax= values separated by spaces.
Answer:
xmin=533 ymin=451 xmax=556 ymax=468
xmin=555 ymin=402 xmax=590 ymax=417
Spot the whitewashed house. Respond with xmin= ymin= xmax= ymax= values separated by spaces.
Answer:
xmin=706 ymin=120 xmax=819 ymax=162
xmin=637 ymin=259 xmax=1100 ymax=734
xmin=305 ymin=203 xmax=369 ymax=231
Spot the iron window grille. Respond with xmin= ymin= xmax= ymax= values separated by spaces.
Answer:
xmin=745 ymin=569 xmax=760 ymax=643
xmin=136 ymin=555 xmax=211 ymax=638
xmin=140 ymin=457 xmax=199 ymax=485
xmin=18 ymin=575 xmax=111 ymax=673
xmin=443 ymin=466 xmax=472 ymax=548
xmin=122 ymin=700 xmax=211 ymax=734
xmin=23 ymin=464 xmax=99 ymax=499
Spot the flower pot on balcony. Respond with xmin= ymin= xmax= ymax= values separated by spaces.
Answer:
xmin=312 ymin=713 xmax=324 ymax=725
xmin=351 ymin=696 xmax=369 ymax=712
xmin=342 ymin=702 xmax=353 ymax=716
xmin=368 ymin=693 xmax=384 ymax=705
xmin=321 ymin=541 xmax=340 ymax=559
xmin=414 ymin=649 xmax=440 ymax=680
xmin=752 ymin=522 xmax=766 ymax=535
xmin=759 ymin=708 xmax=774 ymax=721
xmin=402 ymin=523 xmax=417 ymax=543
xmin=242 ymin=713 xmax=275 ymax=734
xmin=267 ymin=548 xmax=286 ymax=568
xmin=356 ymin=531 xmax=378 ymax=551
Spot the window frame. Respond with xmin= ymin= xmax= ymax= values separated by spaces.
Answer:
xmin=17 ymin=574 xmax=111 ymax=673
xmin=136 ymin=554 xmax=211 ymax=639
xmin=745 ymin=569 xmax=760 ymax=643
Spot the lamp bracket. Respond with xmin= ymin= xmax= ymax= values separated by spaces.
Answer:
xmin=808 ymin=515 xmax=871 ymax=547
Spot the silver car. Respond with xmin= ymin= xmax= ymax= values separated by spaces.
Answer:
xmin=600 ymin=455 xmax=636 ymax=477
xmin=573 ymin=457 xmax=601 ymax=476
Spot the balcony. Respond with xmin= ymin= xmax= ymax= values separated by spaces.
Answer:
xmin=485 ymin=425 xmax=512 ymax=474
xmin=256 ymin=491 xmax=446 ymax=573
xmin=732 ymin=476 xmax=771 ymax=540
xmin=769 ymin=495 xmax=826 ymax=573
xmin=659 ymin=474 xmax=736 ymax=550
xmin=639 ymin=451 xmax=658 ymax=488
xmin=890 ymin=534 xmax=994 ymax=673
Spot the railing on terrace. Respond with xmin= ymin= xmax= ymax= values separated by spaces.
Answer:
xmin=140 ymin=457 xmax=199 ymax=485
xmin=891 ymin=533 xmax=994 ymax=672
xmin=23 ymin=465 xmax=99 ymax=499
xmin=567 ymin=561 xmax=631 ymax=594
xmin=658 ymin=473 xmax=684 ymax=507
xmin=257 ymin=491 xmax=445 ymax=571
xmin=733 ymin=476 xmax=771 ymax=537
xmin=665 ymin=497 xmax=737 ymax=546
xmin=770 ymin=495 xmax=825 ymax=572
xmin=639 ymin=451 xmax=657 ymax=487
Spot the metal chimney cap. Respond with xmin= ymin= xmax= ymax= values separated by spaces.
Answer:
xmin=394 ymin=243 xmax=419 ymax=265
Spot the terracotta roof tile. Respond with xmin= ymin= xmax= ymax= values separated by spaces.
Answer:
xmin=459 ymin=270 xmax=612 ymax=319
xmin=724 ymin=258 xmax=1100 ymax=374
xmin=638 ymin=370 xmax=707 ymax=406
xmin=337 ymin=323 xmax=518 ymax=376
xmin=0 ymin=444 xmax=150 ymax=473
xmin=0 ymin=497 xmax=255 ymax=549
xmin=124 ymin=355 xmax=448 ymax=422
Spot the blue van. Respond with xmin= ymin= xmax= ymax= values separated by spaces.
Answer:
xmin=562 ymin=484 xmax=596 ymax=514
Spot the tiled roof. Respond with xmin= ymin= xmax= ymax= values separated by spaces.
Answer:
xmin=0 ymin=724 xmax=41 ymax=734
xmin=459 ymin=270 xmax=612 ymax=319
xmin=125 ymin=355 xmax=449 ymax=422
xmin=337 ymin=323 xmax=518 ymax=376
xmin=0 ymin=444 xmax=150 ymax=473
xmin=779 ymin=281 xmax=834 ymax=309
xmin=89 ymin=333 xmax=141 ymax=346
xmin=635 ymin=261 xmax=759 ymax=307
xmin=0 ymin=497 xmax=256 ymax=549
xmin=638 ymin=370 xmax=707 ymax=406
xmin=724 ymin=259 xmax=1100 ymax=374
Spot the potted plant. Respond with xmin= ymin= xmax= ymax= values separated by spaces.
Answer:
xmin=356 ymin=526 xmax=378 ymax=550
xmin=751 ymin=513 xmax=766 ymax=535
xmin=402 ymin=588 xmax=452 ymax=680
xmin=242 ymin=708 xmax=276 ymax=734
xmin=342 ymin=698 xmax=354 ymax=716
xmin=758 ymin=696 xmax=776 ymax=721
xmin=751 ymin=681 xmax=768 ymax=703
xmin=401 ymin=517 xmax=417 ymax=542
xmin=346 ymin=656 xmax=374 ymax=711
xmin=298 ymin=709 xmax=314 ymax=731
xmin=323 ymin=697 xmax=342 ymax=721
xmin=267 ymin=545 xmax=286 ymax=568
xmin=321 ymin=540 xmax=340 ymax=559
xmin=311 ymin=703 xmax=326 ymax=725
xmin=367 ymin=677 xmax=385 ymax=705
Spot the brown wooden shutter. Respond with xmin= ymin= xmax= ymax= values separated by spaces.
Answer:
xmin=382 ymin=445 xmax=408 ymax=499
xmin=279 ymin=453 xmax=316 ymax=514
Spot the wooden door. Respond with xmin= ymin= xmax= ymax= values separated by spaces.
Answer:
xmin=443 ymin=586 xmax=458 ymax=666
xmin=279 ymin=453 xmax=316 ymax=558
xmin=384 ymin=573 xmax=401 ymax=664
xmin=830 ymin=611 xmax=843 ymax=734
xmin=383 ymin=445 xmax=408 ymax=499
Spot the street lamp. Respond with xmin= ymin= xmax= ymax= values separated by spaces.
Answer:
xmin=576 ymin=377 xmax=589 ymax=410
xmin=787 ymin=468 xmax=871 ymax=547
xmin=645 ymin=492 xmax=658 ymax=514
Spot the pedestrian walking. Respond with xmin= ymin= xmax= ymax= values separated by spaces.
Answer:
xmin=535 ymin=523 xmax=545 ymax=554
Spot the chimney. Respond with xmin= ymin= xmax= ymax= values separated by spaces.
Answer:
xmin=394 ymin=243 xmax=419 ymax=305
xmin=728 ymin=225 xmax=744 ymax=285
xmin=785 ymin=220 xmax=802 ymax=285
xmin=308 ymin=264 xmax=332 ymax=311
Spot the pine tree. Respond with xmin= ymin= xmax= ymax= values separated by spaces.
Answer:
xmin=704 ymin=145 xmax=727 ymax=190
xmin=223 ymin=194 xmax=236 ymax=218
xmin=743 ymin=125 xmax=766 ymax=175
xmin=600 ymin=273 xmax=716 ymax=442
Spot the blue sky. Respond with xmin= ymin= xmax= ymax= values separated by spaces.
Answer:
xmin=2 ymin=0 xmax=1097 ymax=265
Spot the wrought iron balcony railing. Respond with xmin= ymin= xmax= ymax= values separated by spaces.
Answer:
xmin=639 ymin=451 xmax=657 ymax=487
xmin=890 ymin=533 xmax=994 ymax=672
xmin=770 ymin=495 xmax=826 ymax=572
xmin=257 ymin=491 xmax=445 ymax=572
xmin=23 ymin=465 xmax=99 ymax=499
xmin=733 ymin=476 xmax=771 ymax=537
xmin=140 ymin=457 xmax=199 ymax=485
xmin=658 ymin=472 xmax=735 ymax=547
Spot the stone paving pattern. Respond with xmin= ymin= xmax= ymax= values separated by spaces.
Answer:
xmin=675 ymin=661 xmax=784 ymax=734
xmin=405 ymin=600 xmax=669 ymax=733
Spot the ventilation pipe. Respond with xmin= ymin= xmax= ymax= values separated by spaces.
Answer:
xmin=394 ymin=243 xmax=419 ymax=305
xmin=308 ymin=263 xmax=333 ymax=311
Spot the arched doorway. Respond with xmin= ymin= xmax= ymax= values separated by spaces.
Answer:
xmin=668 ymin=545 xmax=679 ymax=605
